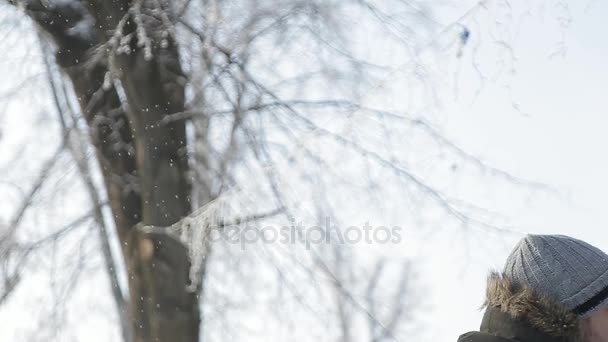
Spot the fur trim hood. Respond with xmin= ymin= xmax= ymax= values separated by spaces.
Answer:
xmin=482 ymin=272 xmax=582 ymax=342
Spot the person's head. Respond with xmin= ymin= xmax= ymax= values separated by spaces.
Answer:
xmin=504 ymin=234 xmax=608 ymax=342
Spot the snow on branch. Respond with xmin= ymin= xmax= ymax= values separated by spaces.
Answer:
xmin=138 ymin=189 xmax=283 ymax=292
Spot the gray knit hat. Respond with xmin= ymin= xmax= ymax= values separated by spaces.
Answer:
xmin=504 ymin=234 xmax=608 ymax=317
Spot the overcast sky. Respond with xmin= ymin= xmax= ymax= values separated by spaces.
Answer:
xmin=426 ymin=1 xmax=608 ymax=341
xmin=1 ymin=0 xmax=607 ymax=341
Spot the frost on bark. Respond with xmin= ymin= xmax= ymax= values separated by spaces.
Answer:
xmin=19 ymin=1 xmax=200 ymax=341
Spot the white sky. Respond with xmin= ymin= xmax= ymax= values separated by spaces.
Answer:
xmin=1 ymin=0 xmax=608 ymax=341
xmin=425 ymin=1 xmax=608 ymax=341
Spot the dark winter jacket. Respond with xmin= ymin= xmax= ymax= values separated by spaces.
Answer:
xmin=458 ymin=272 xmax=583 ymax=342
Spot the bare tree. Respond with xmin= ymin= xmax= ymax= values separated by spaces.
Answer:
xmin=0 ymin=0 xmax=557 ymax=341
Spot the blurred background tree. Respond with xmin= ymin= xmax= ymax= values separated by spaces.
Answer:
xmin=0 ymin=0 xmax=574 ymax=341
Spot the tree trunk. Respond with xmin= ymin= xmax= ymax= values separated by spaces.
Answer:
xmin=22 ymin=1 xmax=200 ymax=341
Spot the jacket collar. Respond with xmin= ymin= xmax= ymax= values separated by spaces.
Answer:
xmin=481 ymin=272 xmax=582 ymax=342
